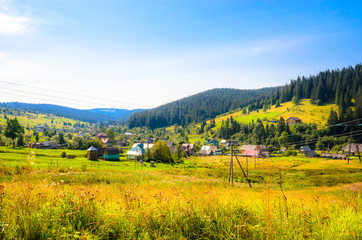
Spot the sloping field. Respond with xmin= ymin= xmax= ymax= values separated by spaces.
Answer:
xmin=212 ymin=99 xmax=338 ymax=128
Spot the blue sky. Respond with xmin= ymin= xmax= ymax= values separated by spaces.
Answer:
xmin=0 ymin=0 xmax=361 ymax=109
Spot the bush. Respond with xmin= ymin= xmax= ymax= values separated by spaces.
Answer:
xmin=150 ymin=140 xmax=172 ymax=162
xmin=283 ymin=150 xmax=298 ymax=156
xmin=61 ymin=152 xmax=66 ymax=158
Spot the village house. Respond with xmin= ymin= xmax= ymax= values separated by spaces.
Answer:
xmin=198 ymin=145 xmax=222 ymax=156
xmin=204 ymin=138 xmax=219 ymax=146
xmin=220 ymin=140 xmax=240 ymax=149
xmin=182 ymin=143 xmax=195 ymax=157
xmin=286 ymin=117 xmax=302 ymax=125
xmin=299 ymin=146 xmax=319 ymax=157
xmin=240 ymin=145 xmax=268 ymax=157
xmin=167 ymin=142 xmax=177 ymax=153
xmin=126 ymin=143 xmax=153 ymax=160
xmin=34 ymin=141 xmax=58 ymax=149
xmin=299 ymin=146 xmax=312 ymax=154
xmin=305 ymin=149 xmax=319 ymax=158
xmin=101 ymin=138 xmax=112 ymax=147
xmin=199 ymin=145 xmax=217 ymax=156
xmin=103 ymin=147 xmax=120 ymax=161
xmin=344 ymin=143 xmax=362 ymax=155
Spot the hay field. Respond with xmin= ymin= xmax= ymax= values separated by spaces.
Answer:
xmin=0 ymin=148 xmax=360 ymax=239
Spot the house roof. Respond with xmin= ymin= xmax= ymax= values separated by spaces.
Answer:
xmin=240 ymin=145 xmax=259 ymax=150
xmin=223 ymin=141 xmax=240 ymax=147
xmin=87 ymin=146 xmax=97 ymax=151
xmin=97 ymin=133 xmax=107 ymax=138
xmin=300 ymin=146 xmax=312 ymax=152
xmin=101 ymin=138 xmax=111 ymax=144
xmin=199 ymin=145 xmax=217 ymax=155
xmin=104 ymin=147 xmax=119 ymax=155
xmin=344 ymin=143 xmax=362 ymax=153
xmin=182 ymin=144 xmax=195 ymax=150
xmin=126 ymin=150 xmax=143 ymax=156
xmin=41 ymin=141 xmax=57 ymax=147
xmin=286 ymin=117 xmax=301 ymax=121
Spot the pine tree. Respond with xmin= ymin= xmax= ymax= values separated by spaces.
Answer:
xmin=4 ymin=118 xmax=23 ymax=148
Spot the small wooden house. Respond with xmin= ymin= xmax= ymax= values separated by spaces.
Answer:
xmin=220 ymin=140 xmax=240 ymax=149
xmin=204 ymin=138 xmax=219 ymax=146
xmin=126 ymin=143 xmax=153 ymax=160
xmin=240 ymin=145 xmax=260 ymax=156
xmin=103 ymin=147 xmax=120 ymax=161
xmin=344 ymin=143 xmax=362 ymax=155
xmin=199 ymin=145 xmax=218 ymax=156
xmin=167 ymin=142 xmax=176 ymax=153
xmin=87 ymin=146 xmax=98 ymax=160
xmin=286 ymin=117 xmax=302 ymax=125
xmin=35 ymin=141 xmax=58 ymax=149
xmin=305 ymin=149 xmax=319 ymax=158
xmin=299 ymin=146 xmax=312 ymax=154
xmin=182 ymin=144 xmax=195 ymax=157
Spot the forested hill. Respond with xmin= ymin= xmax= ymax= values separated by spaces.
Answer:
xmin=0 ymin=102 xmax=143 ymax=123
xmin=128 ymin=88 xmax=275 ymax=129
xmin=128 ymin=64 xmax=362 ymax=129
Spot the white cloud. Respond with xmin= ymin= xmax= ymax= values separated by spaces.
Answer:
xmin=250 ymin=47 xmax=263 ymax=54
xmin=0 ymin=13 xmax=31 ymax=35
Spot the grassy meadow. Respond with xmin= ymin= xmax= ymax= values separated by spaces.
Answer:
xmin=210 ymin=99 xmax=338 ymax=128
xmin=0 ymin=147 xmax=360 ymax=239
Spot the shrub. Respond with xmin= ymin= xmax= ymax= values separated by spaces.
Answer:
xmin=283 ymin=150 xmax=298 ymax=156
xmin=61 ymin=152 xmax=66 ymax=158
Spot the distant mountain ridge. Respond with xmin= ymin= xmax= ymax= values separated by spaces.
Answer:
xmin=128 ymin=64 xmax=362 ymax=129
xmin=128 ymin=87 xmax=276 ymax=129
xmin=0 ymin=102 xmax=144 ymax=123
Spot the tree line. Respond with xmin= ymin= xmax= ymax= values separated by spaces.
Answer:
xmin=128 ymin=64 xmax=362 ymax=129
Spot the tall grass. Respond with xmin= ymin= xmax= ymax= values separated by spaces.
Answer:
xmin=0 ymin=149 xmax=360 ymax=239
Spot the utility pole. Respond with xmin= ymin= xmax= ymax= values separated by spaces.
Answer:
xmin=228 ymin=144 xmax=252 ymax=188
xmin=342 ymin=122 xmax=362 ymax=163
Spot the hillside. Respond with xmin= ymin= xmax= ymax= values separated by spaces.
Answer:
xmin=0 ymin=102 xmax=144 ymax=123
xmin=128 ymin=64 xmax=362 ymax=129
xmin=0 ymin=107 xmax=87 ymax=129
xmin=211 ymin=99 xmax=338 ymax=128
xmin=128 ymin=88 xmax=275 ymax=129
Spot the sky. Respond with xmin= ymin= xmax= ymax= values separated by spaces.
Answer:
xmin=0 ymin=0 xmax=361 ymax=110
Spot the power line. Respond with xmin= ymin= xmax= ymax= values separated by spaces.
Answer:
xmin=1 ymin=87 xmax=125 ymax=109
xmin=0 ymin=91 xmax=104 ymax=109
xmin=0 ymin=80 xmax=154 ymax=108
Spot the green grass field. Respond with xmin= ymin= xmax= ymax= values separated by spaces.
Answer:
xmin=0 ymin=147 xmax=360 ymax=239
